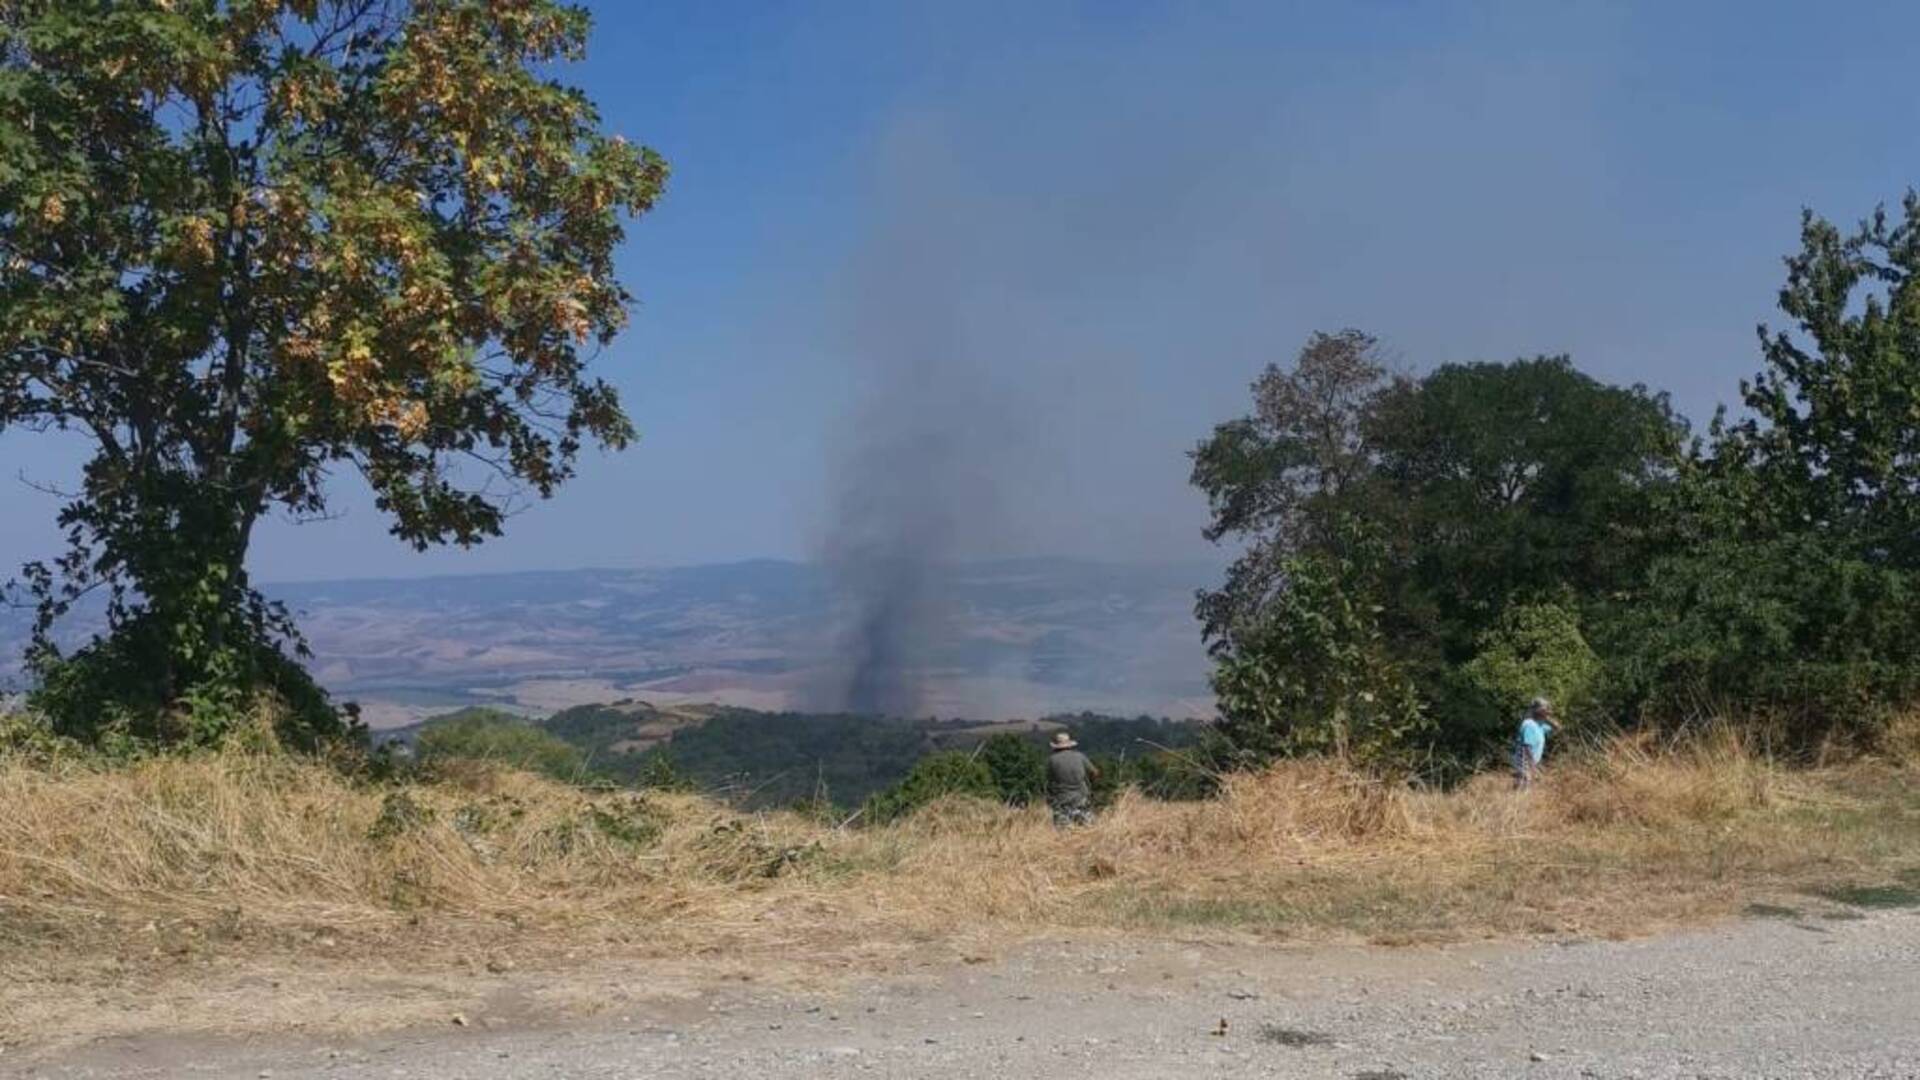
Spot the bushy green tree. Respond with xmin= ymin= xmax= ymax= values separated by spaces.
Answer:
xmin=977 ymin=732 xmax=1045 ymax=805
xmin=1194 ymin=193 xmax=1920 ymax=764
xmin=1366 ymin=357 xmax=1684 ymax=658
xmin=1194 ymin=343 xmax=1678 ymax=771
xmin=1603 ymin=194 xmax=1920 ymax=742
xmin=1604 ymin=527 xmax=1920 ymax=741
xmin=1453 ymin=602 xmax=1600 ymax=752
xmin=1726 ymin=194 xmax=1920 ymax=566
xmin=862 ymin=750 xmax=998 ymax=824
xmin=1191 ymin=329 xmax=1390 ymax=645
xmin=1 ymin=1 xmax=665 ymax=747
xmin=1207 ymin=531 xmax=1431 ymax=769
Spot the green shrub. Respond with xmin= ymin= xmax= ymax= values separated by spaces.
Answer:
xmin=1600 ymin=534 xmax=1920 ymax=745
xmin=1457 ymin=602 xmax=1600 ymax=736
xmin=0 ymin=708 xmax=85 ymax=765
xmin=585 ymin=795 xmax=668 ymax=847
xmin=368 ymin=790 xmax=434 ymax=841
xmin=27 ymin=619 xmax=358 ymax=754
xmin=977 ymin=733 xmax=1046 ymax=805
xmin=451 ymin=794 xmax=527 ymax=837
xmin=415 ymin=709 xmax=587 ymax=783
xmin=1210 ymin=545 xmax=1432 ymax=770
xmin=630 ymin=748 xmax=695 ymax=792
xmin=862 ymin=751 xmax=999 ymax=824
xmin=1130 ymin=739 xmax=1225 ymax=801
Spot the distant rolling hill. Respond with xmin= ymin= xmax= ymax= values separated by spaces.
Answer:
xmin=4 ymin=559 xmax=1217 ymax=727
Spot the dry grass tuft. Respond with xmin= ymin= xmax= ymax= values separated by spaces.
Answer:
xmin=1882 ymin=710 xmax=1920 ymax=763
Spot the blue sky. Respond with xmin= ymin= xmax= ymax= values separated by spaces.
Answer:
xmin=4 ymin=1 xmax=1918 ymax=582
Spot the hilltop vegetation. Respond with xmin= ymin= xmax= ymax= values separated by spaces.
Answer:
xmin=412 ymin=708 xmax=589 ymax=784
xmin=400 ymin=702 xmax=1206 ymax=811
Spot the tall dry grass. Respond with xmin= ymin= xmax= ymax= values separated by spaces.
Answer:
xmin=1 ymin=727 xmax=1914 ymax=967
xmin=0 ymin=753 xmax=836 ymax=941
xmin=874 ymin=726 xmax=1916 ymax=941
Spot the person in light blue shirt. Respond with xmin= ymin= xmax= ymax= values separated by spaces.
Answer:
xmin=1513 ymin=697 xmax=1555 ymax=789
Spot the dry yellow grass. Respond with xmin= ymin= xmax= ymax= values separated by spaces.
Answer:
xmin=2 ymin=728 xmax=1917 ymax=1044
xmin=4 ymin=731 xmax=1914 ymax=942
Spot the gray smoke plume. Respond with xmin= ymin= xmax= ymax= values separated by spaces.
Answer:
xmin=812 ymin=119 xmax=1016 ymax=717
xmin=815 ymin=326 xmax=992 ymax=717
xmin=821 ymin=426 xmax=961 ymax=718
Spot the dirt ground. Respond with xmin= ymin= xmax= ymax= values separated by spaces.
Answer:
xmin=9 ymin=908 xmax=1918 ymax=1079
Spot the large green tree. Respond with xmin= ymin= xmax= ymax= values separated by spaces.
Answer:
xmin=1604 ymin=194 xmax=1920 ymax=738
xmin=0 ymin=1 xmax=665 ymax=745
xmin=1365 ymin=357 xmax=1684 ymax=661
xmin=1193 ymin=341 xmax=1684 ymax=770
xmin=1726 ymin=193 xmax=1920 ymax=564
xmin=1189 ymin=328 xmax=1388 ymax=646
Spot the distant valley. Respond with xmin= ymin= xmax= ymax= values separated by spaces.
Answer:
xmin=4 ymin=559 xmax=1216 ymax=727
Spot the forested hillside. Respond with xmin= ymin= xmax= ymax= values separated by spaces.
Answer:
xmin=392 ymin=701 xmax=1203 ymax=809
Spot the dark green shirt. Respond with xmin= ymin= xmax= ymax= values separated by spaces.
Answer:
xmin=1047 ymin=749 xmax=1093 ymax=807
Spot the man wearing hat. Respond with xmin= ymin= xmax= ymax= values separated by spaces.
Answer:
xmin=1046 ymin=730 xmax=1101 ymax=826
xmin=1513 ymin=697 xmax=1556 ymax=789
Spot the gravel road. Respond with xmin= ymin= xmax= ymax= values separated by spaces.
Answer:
xmin=13 ymin=909 xmax=1918 ymax=1079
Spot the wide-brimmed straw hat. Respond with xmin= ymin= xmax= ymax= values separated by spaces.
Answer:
xmin=1049 ymin=731 xmax=1078 ymax=750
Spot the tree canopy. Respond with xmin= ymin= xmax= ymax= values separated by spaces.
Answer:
xmin=1728 ymin=194 xmax=1920 ymax=564
xmin=1 ymin=1 xmax=665 ymax=745
xmin=1194 ymin=193 xmax=1920 ymax=773
xmin=1367 ymin=357 xmax=1683 ymax=651
xmin=1603 ymin=195 xmax=1920 ymax=737
xmin=1193 ymin=338 xmax=1684 ymax=770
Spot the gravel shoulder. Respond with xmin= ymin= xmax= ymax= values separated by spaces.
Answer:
xmin=12 ymin=910 xmax=1919 ymax=1080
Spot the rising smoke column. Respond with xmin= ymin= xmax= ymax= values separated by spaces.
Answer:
xmin=813 ymin=121 xmax=1012 ymax=717
xmin=816 ymin=266 xmax=991 ymax=718
xmin=820 ymin=423 xmax=962 ymax=717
